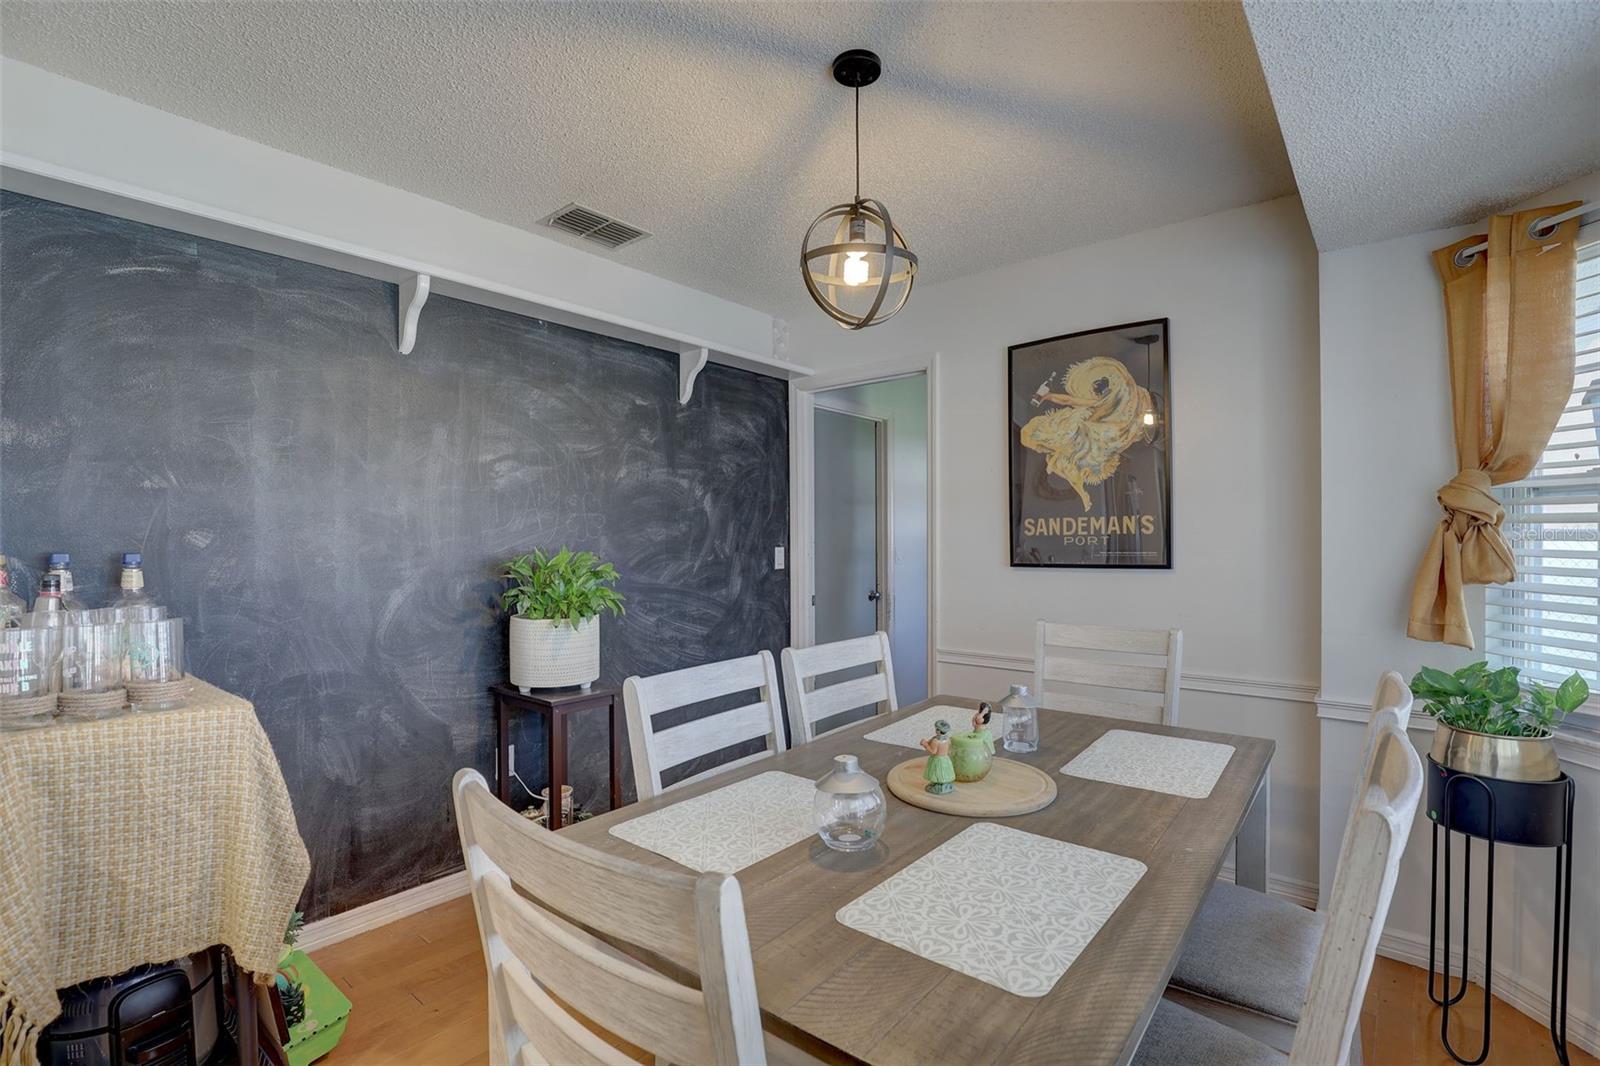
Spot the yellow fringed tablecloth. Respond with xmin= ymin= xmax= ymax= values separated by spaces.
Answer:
xmin=0 ymin=679 xmax=309 ymax=1066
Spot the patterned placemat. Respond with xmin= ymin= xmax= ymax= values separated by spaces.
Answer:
xmin=862 ymin=705 xmax=981 ymax=749
xmin=836 ymin=822 xmax=1145 ymax=997
xmin=608 ymin=771 xmax=817 ymax=873
xmin=1060 ymin=729 xmax=1236 ymax=799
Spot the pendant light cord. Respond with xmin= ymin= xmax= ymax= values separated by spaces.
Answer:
xmin=854 ymin=85 xmax=861 ymax=203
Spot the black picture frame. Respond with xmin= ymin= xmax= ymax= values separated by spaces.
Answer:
xmin=1007 ymin=317 xmax=1173 ymax=569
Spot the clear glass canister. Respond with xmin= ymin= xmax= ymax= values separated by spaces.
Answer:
xmin=0 ymin=626 xmax=61 ymax=730
xmin=1000 ymin=683 xmax=1039 ymax=753
xmin=814 ymin=754 xmax=886 ymax=852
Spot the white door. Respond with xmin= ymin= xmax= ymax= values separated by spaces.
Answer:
xmin=813 ymin=408 xmax=883 ymax=647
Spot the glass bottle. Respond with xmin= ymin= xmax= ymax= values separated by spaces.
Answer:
xmin=0 ymin=555 xmax=26 ymax=627
xmin=813 ymin=754 xmax=886 ymax=852
xmin=1000 ymin=683 xmax=1040 ymax=753
xmin=46 ymin=553 xmax=86 ymax=613
xmin=31 ymin=573 xmax=69 ymax=626
xmin=114 ymin=552 xmax=158 ymax=619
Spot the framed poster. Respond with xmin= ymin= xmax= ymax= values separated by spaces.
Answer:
xmin=1008 ymin=318 xmax=1171 ymax=568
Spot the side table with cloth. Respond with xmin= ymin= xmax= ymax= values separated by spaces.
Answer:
xmin=0 ymin=678 xmax=310 ymax=1066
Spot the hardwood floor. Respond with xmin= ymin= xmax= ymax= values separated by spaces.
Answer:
xmin=312 ymin=896 xmax=1593 ymax=1065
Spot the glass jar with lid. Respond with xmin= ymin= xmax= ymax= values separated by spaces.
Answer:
xmin=1000 ymin=683 xmax=1040 ymax=753
xmin=814 ymin=754 xmax=886 ymax=852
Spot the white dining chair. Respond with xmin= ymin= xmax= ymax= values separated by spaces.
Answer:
xmin=452 ymin=768 xmax=767 ymax=1066
xmin=1033 ymin=621 xmax=1183 ymax=724
xmin=1135 ymin=717 xmax=1424 ymax=1066
xmin=623 ymin=651 xmax=787 ymax=800
xmin=1162 ymin=671 xmax=1415 ymax=1056
xmin=780 ymin=631 xmax=897 ymax=744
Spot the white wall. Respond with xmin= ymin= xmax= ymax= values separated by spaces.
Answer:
xmin=791 ymin=195 xmax=1325 ymax=891
xmin=1317 ymin=170 xmax=1600 ymax=1054
xmin=817 ymin=375 xmax=930 ymax=705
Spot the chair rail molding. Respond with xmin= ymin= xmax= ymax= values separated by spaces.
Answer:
xmin=936 ymin=647 xmax=1318 ymax=705
xmin=1316 ymin=693 xmax=1600 ymax=772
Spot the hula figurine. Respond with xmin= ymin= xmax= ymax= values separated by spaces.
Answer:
xmin=920 ymin=720 xmax=956 ymax=795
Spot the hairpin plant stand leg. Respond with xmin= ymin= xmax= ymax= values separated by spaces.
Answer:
xmin=1428 ymin=768 xmax=1574 ymax=1066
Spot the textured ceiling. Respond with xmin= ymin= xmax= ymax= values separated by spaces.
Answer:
xmin=1245 ymin=1 xmax=1600 ymax=252
xmin=0 ymin=1 xmax=1295 ymax=317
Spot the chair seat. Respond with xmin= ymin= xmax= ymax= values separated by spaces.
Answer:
xmin=1133 ymin=999 xmax=1286 ymax=1066
xmin=1170 ymin=880 xmax=1324 ymax=1022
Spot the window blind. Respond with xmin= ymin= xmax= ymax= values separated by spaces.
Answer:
xmin=1487 ymin=223 xmax=1600 ymax=690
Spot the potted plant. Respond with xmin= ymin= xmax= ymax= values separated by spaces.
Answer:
xmin=1410 ymin=662 xmax=1587 ymax=782
xmin=501 ymin=548 xmax=624 ymax=691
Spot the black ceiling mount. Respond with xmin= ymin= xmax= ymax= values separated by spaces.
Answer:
xmin=832 ymin=49 xmax=881 ymax=88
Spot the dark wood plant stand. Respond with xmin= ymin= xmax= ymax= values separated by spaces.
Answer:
xmin=489 ymin=683 xmax=625 ymax=829
xmin=1426 ymin=755 xmax=1575 ymax=1066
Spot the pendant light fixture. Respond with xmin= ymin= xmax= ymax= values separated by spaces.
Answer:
xmin=801 ymin=49 xmax=918 ymax=329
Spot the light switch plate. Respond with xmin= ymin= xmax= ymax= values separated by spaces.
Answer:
xmin=774 ymin=546 xmax=786 ymax=570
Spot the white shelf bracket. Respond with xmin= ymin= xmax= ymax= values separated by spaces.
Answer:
xmin=678 ymin=347 xmax=709 ymax=405
xmin=397 ymin=273 xmax=431 ymax=354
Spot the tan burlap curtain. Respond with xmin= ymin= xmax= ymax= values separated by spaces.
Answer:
xmin=1408 ymin=202 xmax=1584 ymax=648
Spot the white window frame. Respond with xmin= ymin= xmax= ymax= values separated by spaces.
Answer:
xmin=1485 ymin=221 xmax=1600 ymax=735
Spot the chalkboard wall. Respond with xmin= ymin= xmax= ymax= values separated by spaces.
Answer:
xmin=0 ymin=191 xmax=790 ymax=920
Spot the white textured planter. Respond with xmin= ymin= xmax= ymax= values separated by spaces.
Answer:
xmin=509 ymin=615 xmax=600 ymax=691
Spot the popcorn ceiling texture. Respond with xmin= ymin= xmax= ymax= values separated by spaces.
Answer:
xmin=1244 ymin=1 xmax=1600 ymax=252
xmin=0 ymin=1 xmax=1294 ymax=317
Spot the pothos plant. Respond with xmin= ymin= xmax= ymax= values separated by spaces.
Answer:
xmin=1410 ymin=662 xmax=1589 ymax=738
xmin=501 ymin=548 xmax=625 ymax=627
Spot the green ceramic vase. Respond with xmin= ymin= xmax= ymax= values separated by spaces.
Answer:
xmin=950 ymin=729 xmax=995 ymax=782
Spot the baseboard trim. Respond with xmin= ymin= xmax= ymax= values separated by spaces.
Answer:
xmin=935 ymin=648 xmax=1318 ymax=705
xmin=297 ymin=871 xmax=470 ymax=954
xmin=1376 ymin=926 xmax=1599 ymax=1058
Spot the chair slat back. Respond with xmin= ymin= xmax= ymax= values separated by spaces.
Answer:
xmin=452 ymin=769 xmax=766 ymax=1066
xmin=1033 ymin=621 xmax=1183 ymax=724
xmin=1289 ymin=723 xmax=1423 ymax=1066
xmin=623 ymin=651 xmax=787 ymax=799
xmin=780 ymin=632 xmax=897 ymax=744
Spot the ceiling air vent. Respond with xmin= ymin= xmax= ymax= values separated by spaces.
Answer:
xmin=539 ymin=203 xmax=649 ymax=250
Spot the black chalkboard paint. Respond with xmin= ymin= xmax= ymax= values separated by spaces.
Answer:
xmin=0 ymin=192 xmax=790 ymax=920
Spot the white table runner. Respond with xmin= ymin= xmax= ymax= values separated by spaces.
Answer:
xmin=608 ymin=770 xmax=816 ymax=873
xmin=861 ymin=705 xmax=983 ymax=750
xmin=836 ymin=822 xmax=1145 ymax=997
xmin=1060 ymin=729 xmax=1235 ymax=799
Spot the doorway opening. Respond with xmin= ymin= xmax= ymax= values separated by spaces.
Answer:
xmin=792 ymin=361 xmax=935 ymax=706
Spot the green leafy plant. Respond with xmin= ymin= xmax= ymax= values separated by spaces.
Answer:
xmin=283 ymin=910 xmax=305 ymax=948
xmin=500 ymin=547 xmax=625 ymax=627
xmin=1410 ymin=662 xmax=1588 ymax=738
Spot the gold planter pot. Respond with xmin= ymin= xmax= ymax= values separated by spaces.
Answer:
xmin=1430 ymin=722 xmax=1560 ymax=782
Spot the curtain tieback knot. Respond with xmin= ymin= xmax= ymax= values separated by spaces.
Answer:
xmin=1435 ymin=469 xmax=1513 ymax=584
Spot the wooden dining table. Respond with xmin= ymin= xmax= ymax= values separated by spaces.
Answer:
xmin=562 ymin=695 xmax=1274 ymax=1066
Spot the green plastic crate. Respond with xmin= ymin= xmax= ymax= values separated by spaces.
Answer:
xmin=278 ymin=950 xmax=352 ymax=1066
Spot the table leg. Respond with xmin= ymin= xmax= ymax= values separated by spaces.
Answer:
xmin=549 ymin=710 xmax=568 ymax=830
xmin=609 ymin=697 xmax=623 ymax=813
xmin=1236 ymin=771 xmax=1270 ymax=892
xmin=234 ymin=965 xmax=258 ymax=1066
xmin=495 ymin=692 xmax=509 ymax=805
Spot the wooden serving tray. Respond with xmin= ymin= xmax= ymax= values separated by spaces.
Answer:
xmin=886 ymin=757 xmax=1058 ymax=817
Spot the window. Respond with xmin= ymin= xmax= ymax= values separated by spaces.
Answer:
xmin=1487 ymin=222 xmax=1600 ymax=712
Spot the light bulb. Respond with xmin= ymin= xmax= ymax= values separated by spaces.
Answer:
xmin=843 ymin=250 xmax=869 ymax=287
xmin=1143 ymin=411 xmax=1156 ymax=426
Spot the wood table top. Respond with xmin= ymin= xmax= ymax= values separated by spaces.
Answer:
xmin=562 ymin=695 xmax=1275 ymax=1066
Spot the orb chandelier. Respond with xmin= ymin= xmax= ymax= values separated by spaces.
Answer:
xmin=801 ymin=49 xmax=918 ymax=330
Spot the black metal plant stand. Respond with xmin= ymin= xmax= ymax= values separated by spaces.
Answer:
xmin=1426 ymin=755 xmax=1575 ymax=1066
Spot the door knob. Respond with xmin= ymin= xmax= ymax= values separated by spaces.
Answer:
xmin=866 ymin=589 xmax=881 ymax=602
